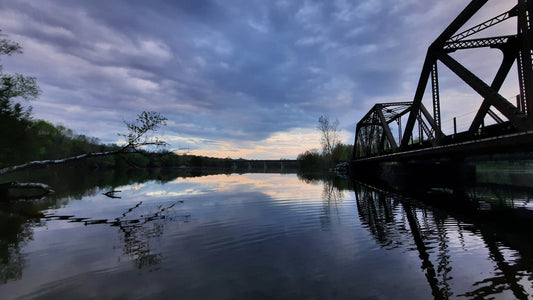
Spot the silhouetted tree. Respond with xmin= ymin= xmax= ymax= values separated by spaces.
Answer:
xmin=0 ymin=30 xmax=40 ymax=121
xmin=331 ymin=143 xmax=353 ymax=164
xmin=317 ymin=115 xmax=340 ymax=156
xmin=119 ymin=111 xmax=167 ymax=151
xmin=297 ymin=150 xmax=324 ymax=171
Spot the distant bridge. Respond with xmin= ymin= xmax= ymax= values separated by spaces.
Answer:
xmin=351 ymin=0 xmax=533 ymax=171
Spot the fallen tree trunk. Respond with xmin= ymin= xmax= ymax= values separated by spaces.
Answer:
xmin=0 ymin=181 xmax=54 ymax=200
xmin=0 ymin=111 xmax=168 ymax=176
xmin=0 ymin=147 xmax=135 ymax=200
xmin=0 ymin=111 xmax=168 ymax=201
xmin=0 ymin=148 xmax=125 ymax=176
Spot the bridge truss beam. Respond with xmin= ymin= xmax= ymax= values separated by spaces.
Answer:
xmin=353 ymin=102 xmax=440 ymax=159
xmin=398 ymin=0 xmax=533 ymax=149
xmin=354 ymin=0 xmax=533 ymax=160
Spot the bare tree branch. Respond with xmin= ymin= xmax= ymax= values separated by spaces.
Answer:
xmin=317 ymin=115 xmax=340 ymax=156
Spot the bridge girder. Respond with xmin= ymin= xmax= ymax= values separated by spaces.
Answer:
xmin=354 ymin=0 xmax=533 ymax=160
xmin=353 ymin=102 xmax=439 ymax=159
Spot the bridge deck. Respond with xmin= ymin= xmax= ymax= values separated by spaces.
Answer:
xmin=352 ymin=130 xmax=533 ymax=164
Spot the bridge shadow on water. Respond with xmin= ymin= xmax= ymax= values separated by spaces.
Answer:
xmin=351 ymin=159 xmax=533 ymax=299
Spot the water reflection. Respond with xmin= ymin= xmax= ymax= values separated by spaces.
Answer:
xmin=0 ymin=200 xmax=45 ymax=284
xmin=0 ymin=216 xmax=31 ymax=284
xmin=45 ymin=200 xmax=192 ymax=271
xmin=0 ymin=167 xmax=204 ymax=282
xmin=2 ymin=165 xmax=533 ymax=298
xmin=297 ymin=173 xmax=352 ymax=231
xmin=356 ymin=184 xmax=452 ymax=298
xmin=0 ymin=169 xmax=333 ymax=283
xmin=353 ymin=178 xmax=533 ymax=299
xmin=114 ymin=201 xmax=167 ymax=270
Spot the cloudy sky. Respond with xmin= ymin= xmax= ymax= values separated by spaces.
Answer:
xmin=0 ymin=0 xmax=518 ymax=159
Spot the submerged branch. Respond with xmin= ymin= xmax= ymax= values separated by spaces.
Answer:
xmin=104 ymin=190 xmax=122 ymax=199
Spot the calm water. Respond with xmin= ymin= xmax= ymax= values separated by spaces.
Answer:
xmin=1 ymin=168 xmax=533 ymax=299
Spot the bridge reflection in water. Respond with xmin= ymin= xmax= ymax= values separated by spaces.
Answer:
xmin=353 ymin=170 xmax=533 ymax=299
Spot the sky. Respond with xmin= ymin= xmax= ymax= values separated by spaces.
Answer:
xmin=0 ymin=0 xmax=519 ymax=159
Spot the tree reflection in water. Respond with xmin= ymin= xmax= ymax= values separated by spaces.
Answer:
xmin=298 ymin=173 xmax=353 ymax=231
xmin=0 ymin=221 xmax=31 ymax=284
xmin=2 ymin=168 xmax=533 ymax=298
xmin=0 ymin=167 xmax=202 ymax=282
xmin=66 ymin=200 xmax=190 ymax=270
xmin=0 ymin=201 xmax=45 ymax=284
xmin=110 ymin=201 xmax=189 ymax=270
xmin=354 ymin=181 xmax=533 ymax=299
xmin=0 ymin=198 xmax=190 ymax=281
xmin=298 ymin=173 xmax=354 ymax=231
xmin=117 ymin=214 xmax=164 ymax=270
xmin=320 ymin=179 xmax=344 ymax=230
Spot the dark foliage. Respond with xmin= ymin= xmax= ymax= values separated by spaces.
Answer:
xmin=297 ymin=144 xmax=353 ymax=172
xmin=297 ymin=150 xmax=325 ymax=171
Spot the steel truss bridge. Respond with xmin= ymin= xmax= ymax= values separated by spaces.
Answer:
xmin=352 ymin=0 xmax=533 ymax=168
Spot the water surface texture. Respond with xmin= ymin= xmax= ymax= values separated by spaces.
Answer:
xmin=1 ymin=171 xmax=533 ymax=299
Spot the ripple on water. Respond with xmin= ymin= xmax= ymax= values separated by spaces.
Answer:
xmin=3 ymin=173 xmax=533 ymax=299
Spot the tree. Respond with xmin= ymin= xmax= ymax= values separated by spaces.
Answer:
xmin=297 ymin=150 xmax=323 ymax=171
xmin=0 ymin=111 xmax=168 ymax=175
xmin=0 ymin=31 xmax=41 ymax=168
xmin=331 ymin=143 xmax=353 ymax=164
xmin=317 ymin=115 xmax=340 ymax=156
xmin=0 ymin=30 xmax=40 ymax=121
xmin=0 ymin=31 xmax=168 ymax=195
xmin=119 ymin=111 xmax=168 ymax=151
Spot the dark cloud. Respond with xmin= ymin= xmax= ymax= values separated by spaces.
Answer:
xmin=0 ymin=0 xmax=505 ymax=157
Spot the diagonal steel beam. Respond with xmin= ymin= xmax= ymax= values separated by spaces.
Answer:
xmin=469 ymin=46 xmax=517 ymax=133
xmin=353 ymin=123 xmax=361 ymax=160
xmin=448 ymin=6 xmax=518 ymax=42
xmin=438 ymin=52 xmax=529 ymax=130
xmin=376 ymin=106 xmax=398 ymax=150
xmin=417 ymin=115 xmax=435 ymax=143
xmin=419 ymin=103 xmax=444 ymax=140
xmin=401 ymin=54 xmax=434 ymax=148
xmin=402 ymin=0 xmax=488 ymax=149
xmin=433 ymin=0 xmax=488 ymax=48
xmin=487 ymin=109 xmax=504 ymax=123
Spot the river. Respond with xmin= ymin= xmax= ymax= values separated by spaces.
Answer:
xmin=1 ymin=166 xmax=532 ymax=299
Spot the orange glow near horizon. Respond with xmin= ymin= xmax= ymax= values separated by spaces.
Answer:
xmin=168 ymin=173 xmax=331 ymax=204
xmin=166 ymin=128 xmax=353 ymax=160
